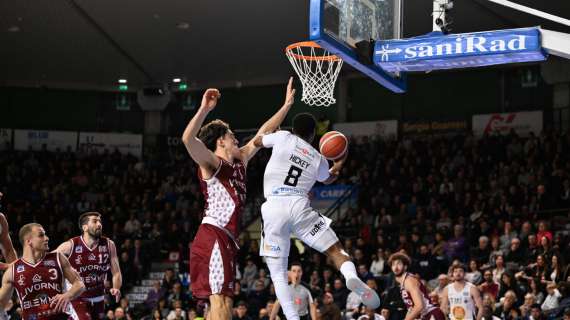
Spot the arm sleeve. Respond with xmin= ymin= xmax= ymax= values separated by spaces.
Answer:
xmin=306 ymin=287 xmax=314 ymax=304
xmin=262 ymin=130 xmax=289 ymax=148
xmin=316 ymin=156 xmax=331 ymax=182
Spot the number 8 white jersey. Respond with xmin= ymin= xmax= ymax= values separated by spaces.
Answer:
xmin=262 ymin=131 xmax=330 ymax=198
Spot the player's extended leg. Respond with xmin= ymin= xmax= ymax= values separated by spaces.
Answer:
xmin=324 ymin=237 xmax=381 ymax=309
xmin=209 ymin=294 xmax=232 ymax=320
xmin=260 ymin=199 xmax=301 ymax=320
xmin=266 ymin=256 xmax=301 ymax=320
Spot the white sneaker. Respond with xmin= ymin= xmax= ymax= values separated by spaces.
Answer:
xmin=346 ymin=277 xmax=381 ymax=309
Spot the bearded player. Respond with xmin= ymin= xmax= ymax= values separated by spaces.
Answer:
xmin=388 ymin=252 xmax=445 ymax=320
xmin=56 ymin=212 xmax=122 ymax=319
xmin=182 ymin=79 xmax=295 ymax=320
xmin=441 ymin=264 xmax=483 ymax=320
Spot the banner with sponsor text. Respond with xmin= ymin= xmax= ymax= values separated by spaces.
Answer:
xmin=472 ymin=111 xmax=542 ymax=137
xmin=14 ymin=129 xmax=77 ymax=152
xmin=78 ymin=132 xmax=143 ymax=158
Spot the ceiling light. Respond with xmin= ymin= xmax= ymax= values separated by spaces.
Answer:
xmin=7 ymin=26 xmax=20 ymax=32
xmin=118 ymin=79 xmax=127 ymax=84
xmin=173 ymin=78 xmax=181 ymax=83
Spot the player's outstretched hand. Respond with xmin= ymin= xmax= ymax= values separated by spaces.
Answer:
xmin=110 ymin=288 xmax=121 ymax=303
xmin=50 ymin=293 xmax=71 ymax=313
xmin=284 ymin=77 xmax=296 ymax=106
xmin=200 ymin=89 xmax=221 ymax=112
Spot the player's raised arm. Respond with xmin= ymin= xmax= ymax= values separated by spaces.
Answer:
xmin=240 ymin=77 xmax=296 ymax=164
xmin=321 ymin=152 xmax=348 ymax=185
xmin=0 ymin=213 xmax=17 ymax=268
xmin=0 ymin=265 xmax=14 ymax=308
xmin=181 ymin=89 xmax=222 ymax=172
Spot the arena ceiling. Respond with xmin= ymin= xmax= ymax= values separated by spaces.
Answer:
xmin=0 ymin=0 xmax=569 ymax=91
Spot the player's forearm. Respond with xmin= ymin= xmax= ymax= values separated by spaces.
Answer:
xmin=66 ymin=281 xmax=86 ymax=300
xmin=4 ymin=247 xmax=16 ymax=264
xmin=257 ymin=102 xmax=293 ymax=135
xmin=113 ymin=272 xmax=123 ymax=291
xmin=405 ymin=306 xmax=423 ymax=320
xmin=182 ymin=107 xmax=210 ymax=143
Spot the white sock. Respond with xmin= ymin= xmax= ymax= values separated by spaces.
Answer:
xmin=265 ymin=257 xmax=300 ymax=320
xmin=340 ymin=260 xmax=358 ymax=280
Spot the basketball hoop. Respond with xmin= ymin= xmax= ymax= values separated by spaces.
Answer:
xmin=285 ymin=41 xmax=343 ymax=107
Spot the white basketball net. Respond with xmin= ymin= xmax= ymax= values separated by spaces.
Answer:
xmin=286 ymin=42 xmax=343 ymax=107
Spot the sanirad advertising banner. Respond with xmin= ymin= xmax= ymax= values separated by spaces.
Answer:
xmin=79 ymin=132 xmax=143 ymax=158
xmin=333 ymin=120 xmax=398 ymax=138
xmin=472 ymin=111 xmax=542 ymax=137
xmin=14 ymin=130 xmax=77 ymax=152
xmin=0 ymin=129 xmax=12 ymax=150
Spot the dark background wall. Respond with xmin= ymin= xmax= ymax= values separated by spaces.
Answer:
xmin=0 ymin=65 xmax=552 ymax=134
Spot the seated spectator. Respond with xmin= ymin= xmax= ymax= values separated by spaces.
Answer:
xmin=479 ymin=270 xmax=499 ymax=301
xmin=470 ymin=236 xmax=491 ymax=266
xmin=233 ymin=301 xmax=253 ymax=320
xmin=494 ymin=290 xmax=518 ymax=320
xmin=506 ymin=238 xmax=525 ymax=268
xmin=542 ymin=283 xmax=562 ymax=313
xmin=247 ymin=279 xmax=269 ymax=317
xmin=166 ymin=300 xmax=187 ymax=320
xmin=168 ymin=283 xmax=190 ymax=309
xmin=356 ymin=306 xmax=384 ymax=320
xmin=465 ymin=259 xmax=482 ymax=285
xmin=318 ymin=292 xmax=341 ymax=320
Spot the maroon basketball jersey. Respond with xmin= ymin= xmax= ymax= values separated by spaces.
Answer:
xmin=12 ymin=252 xmax=67 ymax=320
xmin=198 ymin=158 xmax=247 ymax=239
xmin=400 ymin=273 xmax=437 ymax=317
xmin=67 ymin=236 xmax=111 ymax=298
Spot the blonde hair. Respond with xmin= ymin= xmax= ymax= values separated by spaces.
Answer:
xmin=18 ymin=223 xmax=42 ymax=246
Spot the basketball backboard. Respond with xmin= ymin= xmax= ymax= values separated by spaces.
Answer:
xmin=309 ymin=0 xmax=407 ymax=93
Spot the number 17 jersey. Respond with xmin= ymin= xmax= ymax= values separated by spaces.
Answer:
xmin=262 ymin=131 xmax=330 ymax=198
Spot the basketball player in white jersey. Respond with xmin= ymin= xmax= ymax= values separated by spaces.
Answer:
xmin=441 ymin=264 xmax=484 ymax=320
xmin=253 ymin=113 xmax=380 ymax=320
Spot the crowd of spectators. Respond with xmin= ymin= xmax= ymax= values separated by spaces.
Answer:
xmin=1 ymin=128 xmax=570 ymax=319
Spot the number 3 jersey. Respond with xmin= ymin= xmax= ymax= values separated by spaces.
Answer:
xmin=67 ymin=236 xmax=111 ymax=299
xmin=12 ymin=252 xmax=68 ymax=320
xmin=262 ymin=130 xmax=330 ymax=198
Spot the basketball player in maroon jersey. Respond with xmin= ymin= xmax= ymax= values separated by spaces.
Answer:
xmin=0 ymin=223 xmax=85 ymax=320
xmin=55 ymin=212 xmax=122 ymax=320
xmin=181 ymin=79 xmax=295 ymax=319
xmin=0 ymin=192 xmax=17 ymax=270
xmin=388 ymin=253 xmax=446 ymax=320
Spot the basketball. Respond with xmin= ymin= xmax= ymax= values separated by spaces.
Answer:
xmin=319 ymin=131 xmax=348 ymax=160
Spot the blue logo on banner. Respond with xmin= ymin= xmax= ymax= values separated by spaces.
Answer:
xmin=374 ymin=27 xmax=546 ymax=72
xmin=312 ymin=185 xmax=357 ymax=201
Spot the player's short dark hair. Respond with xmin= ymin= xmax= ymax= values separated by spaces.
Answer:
xmin=19 ymin=223 xmax=42 ymax=246
xmin=451 ymin=263 xmax=467 ymax=273
xmin=78 ymin=211 xmax=101 ymax=230
xmin=198 ymin=119 xmax=230 ymax=152
xmin=388 ymin=252 xmax=411 ymax=267
xmin=292 ymin=113 xmax=316 ymax=141
xmin=290 ymin=261 xmax=303 ymax=270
